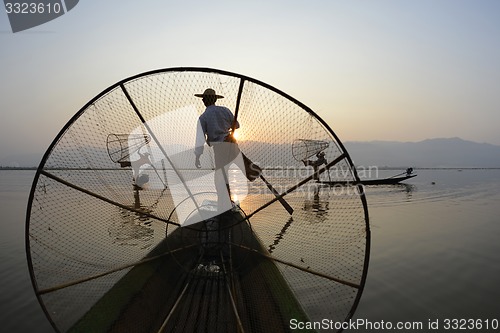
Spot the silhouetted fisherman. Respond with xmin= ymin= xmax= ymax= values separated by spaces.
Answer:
xmin=303 ymin=151 xmax=328 ymax=181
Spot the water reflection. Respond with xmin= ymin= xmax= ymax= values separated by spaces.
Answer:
xmin=108 ymin=187 xmax=155 ymax=248
xmin=401 ymin=183 xmax=416 ymax=202
xmin=268 ymin=185 xmax=331 ymax=253
xmin=365 ymin=183 xmax=417 ymax=207
xmin=302 ymin=185 xmax=330 ymax=223
xmin=268 ymin=217 xmax=293 ymax=254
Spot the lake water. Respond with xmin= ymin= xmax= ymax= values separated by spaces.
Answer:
xmin=1 ymin=169 xmax=499 ymax=332
xmin=0 ymin=170 xmax=54 ymax=332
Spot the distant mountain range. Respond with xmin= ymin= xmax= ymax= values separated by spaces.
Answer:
xmin=0 ymin=152 xmax=43 ymax=169
xmin=1 ymin=137 xmax=499 ymax=168
xmin=344 ymin=137 xmax=500 ymax=168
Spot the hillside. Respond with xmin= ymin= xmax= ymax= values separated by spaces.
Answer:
xmin=2 ymin=137 xmax=499 ymax=169
xmin=344 ymin=137 xmax=500 ymax=168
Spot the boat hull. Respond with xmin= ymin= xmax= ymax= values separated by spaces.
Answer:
xmin=320 ymin=174 xmax=417 ymax=186
xmin=68 ymin=210 xmax=309 ymax=333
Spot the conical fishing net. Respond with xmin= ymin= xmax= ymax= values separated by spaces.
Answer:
xmin=26 ymin=68 xmax=370 ymax=333
xmin=106 ymin=133 xmax=151 ymax=164
xmin=292 ymin=139 xmax=329 ymax=161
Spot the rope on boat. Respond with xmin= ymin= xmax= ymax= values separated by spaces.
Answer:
xmin=37 ymin=245 xmax=196 ymax=295
xmin=220 ymin=251 xmax=245 ymax=333
xmin=227 ymin=228 xmax=239 ymax=328
xmin=233 ymin=243 xmax=360 ymax=289
xmin=157 ymin=278 xmax=192 ymax=333
xmin=157 ymin=251 xmax=207 ymax=333
xmin=39 ymin=170 xmax=179 ymax=226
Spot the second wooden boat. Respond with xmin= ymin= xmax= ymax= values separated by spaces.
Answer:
xmin=320 ymin=174 xmax=417 ymax=186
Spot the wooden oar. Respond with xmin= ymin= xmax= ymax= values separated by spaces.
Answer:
xmin=388 ymin=171 xmax=407 ymax=179
xmin=231 ymin=78 xmax=294 ymax=215
xmin=250 ymin=155 xmax=294 ymax=215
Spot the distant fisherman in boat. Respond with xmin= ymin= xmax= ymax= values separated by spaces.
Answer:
xmin=406 ymin=167 xmax=414 ymax=176
xmin=303 ymin=151 xmax=328 ymax=181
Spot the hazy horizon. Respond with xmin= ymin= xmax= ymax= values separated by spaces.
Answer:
xmin=2 ymin=136 xmax=499 ymax=168
xmin=1 ymin=1 xmax=500 ymax=165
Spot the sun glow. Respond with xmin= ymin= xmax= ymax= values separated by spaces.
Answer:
xmin=233 ymin=130 xmax=242 ymax=140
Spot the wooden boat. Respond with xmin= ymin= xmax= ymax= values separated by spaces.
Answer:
xmin=67 ymin=209 xmax=309 ymax=333
xmin=320 ymin=174 xmax=417 ymax=186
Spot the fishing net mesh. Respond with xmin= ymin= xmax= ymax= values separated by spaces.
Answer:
xmin=291 ymin=139 xmax=330 ymax=161
xmin=107 ymin=133 xmax=151 ymax=163
xmin=27 ymin=69 xmax=369 ymax=332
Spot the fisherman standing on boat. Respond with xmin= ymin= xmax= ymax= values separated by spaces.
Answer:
xmin=303 ymin=151 xmax=328 ymax=181
xmin=194 ymin=88 xmax=242 ymax=214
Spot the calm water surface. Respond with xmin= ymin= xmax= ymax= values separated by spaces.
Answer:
xmin=1 ymin=169 xmax=499 ymax=332
xmin=0 ymin=170 xmax=53 ymax=332
xmin=352 ymin=169 xmax=500 ymax=332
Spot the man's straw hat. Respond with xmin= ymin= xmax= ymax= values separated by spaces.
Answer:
xmin=194 ymin=88 xmax=224 ymax=99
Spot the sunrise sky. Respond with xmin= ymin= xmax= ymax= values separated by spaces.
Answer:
xmin=1 ymin=0 xmax=499 ymax=166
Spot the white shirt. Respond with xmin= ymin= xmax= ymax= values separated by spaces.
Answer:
xmin=195 ymin=105 xmax=240 ymax=156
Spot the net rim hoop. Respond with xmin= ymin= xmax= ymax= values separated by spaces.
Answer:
xmin=25 ymin=67 xmax=370 ymax=331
